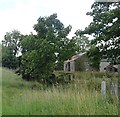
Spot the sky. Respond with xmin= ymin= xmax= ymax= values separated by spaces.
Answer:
xmin=0 ymin=0 xmax=94 ymax=42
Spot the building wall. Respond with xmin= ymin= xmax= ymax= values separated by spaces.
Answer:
xmin=100 ymin=61 xmax=110 ymax=72
xmin=64 ymin=62 xmax=69 ymax=71
xmin=70 ymin=61 xmax=75 ymax=72
xmin=75 ymin=56 xmax=90 ymax=71
xmin=64 ymin=61 xmax=75 ymax=72
xmin=118 ymin=64 xmax=120 ymax=73
xmin=84 ymin=61 xmax=90 ymax=71
xmin=64 ymin=54 xmax=90 ymax=72
xmin=64 ymin=63 xmax=67 ymax=71
xmin=113 ymin=64 xmax=120 ymax=72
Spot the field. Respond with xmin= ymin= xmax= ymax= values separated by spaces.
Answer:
xmin=2 ymin=67 xmax=118 ymax=115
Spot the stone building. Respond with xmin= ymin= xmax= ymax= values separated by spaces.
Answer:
xmin=64 ymin=53 xmax=90 ymax=72
xmin=100 ymin=59 xmax=120 ymax=72
xmin=64 ymin=55 xmax=120 ymax=73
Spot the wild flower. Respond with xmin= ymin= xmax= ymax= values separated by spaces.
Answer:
xmin=19 ymin=92 xmax=23 ymax=96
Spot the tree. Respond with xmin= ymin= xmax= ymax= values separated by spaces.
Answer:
xmin=73 ymin=32 xmax=91 ymax=53
xmin=87 ymin=46 xmax=101 ymax=70
xmin=2 ymin=30 xmax=22 ymax=56
xmin=34 ymin=14 xmax=77 ymax=70
xmin=2 ymin=45 xmax=18 ymax=69
xmin=77 ymin=2 xmax=120 ymax=64
xmin=2 ymin=30 xmax=22 ymax=69
xmin=56 ymin=37 xmax=77 ymax=70
xmin=21 ymin=14 xmax=77 ymax=81
xmin=20 ymin=34 xmax=56 ymax=80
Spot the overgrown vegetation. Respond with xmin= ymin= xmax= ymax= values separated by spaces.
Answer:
xmin=2 ymin=14 xmax=80 ymax=81
xmin=2 ymin=68 xmax=118 ymax=115
xmin=77 ymin=2 xmax=120 ymax=65
xmin=1 ymin=2 xmax=119 ymax=115
xmin=2 ymin=30 xmax=21 ymax=69
xmin=2 ymin=2 xmax=120 ymax=81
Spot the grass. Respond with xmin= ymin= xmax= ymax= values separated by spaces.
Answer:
xmin=2 ymin=67 xmax=118 ymax=115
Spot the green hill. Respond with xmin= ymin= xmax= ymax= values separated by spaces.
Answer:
xmin=2 ymin=68 xmax=118 ymax=115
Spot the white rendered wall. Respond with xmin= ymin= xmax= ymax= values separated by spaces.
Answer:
xmin=70 ymin=61 xmax=75 ymax=72
xmin=100 ymin=61 xmax=110 ymax=72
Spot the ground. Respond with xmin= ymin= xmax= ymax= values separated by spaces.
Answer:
xmin=1 ymin=67 xmax=118 ymax=115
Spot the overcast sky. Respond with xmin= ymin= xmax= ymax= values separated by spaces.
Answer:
xmin=0 ymin=0 xmax=94 ymax=42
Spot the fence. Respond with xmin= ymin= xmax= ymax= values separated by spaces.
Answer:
xmin=101 ymin=81 xmax=119 ymax=97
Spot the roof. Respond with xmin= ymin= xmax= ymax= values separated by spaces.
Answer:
xmin=105 ymin=64 xmax=118 ymax=69
xmin=64 ymin=52 xmax=86 ymax=63
xmin=101 ymin=59 xmax=110 ymax=62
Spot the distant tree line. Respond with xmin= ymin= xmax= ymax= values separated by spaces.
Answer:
xmin=1 ymin=2 xmax=120 ymax=82
xmin=76 ymin=2 xmax=120 ymax=69
xmin=2 ymin=14 xmax=90 ymax=82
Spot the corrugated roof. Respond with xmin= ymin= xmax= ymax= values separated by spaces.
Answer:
xmin=64 ymin=52 xmax=86 ymax=63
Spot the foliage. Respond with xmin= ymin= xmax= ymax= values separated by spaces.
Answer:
xmin=56 ymin=37 xmax=77 ymax=70
xmin=87 ymin=46 xmax=101 ymax=70
xmin=73 ymin=33 xmax=91 ymax=53
xmin=21 ymin=37 xmax=56 ymax=81
xmin=34 ymin=13 xmax=77 ymax=70
xmin=2 ymin=30 xmax=22 ymax=56
xmin=77 ymin=2 xmax=120 ymax=65
xmin=2 ymin=45 xmax=18 ymax=69
xmin=2 ymin=30 xmax=22 ymax=69
xmin=2 ymin=68 xmax=118 ymax=115
xmin=74 ymin=56 xmax=87 ymax=71
xmin=21 ymin=14 xmax=77 ymax=81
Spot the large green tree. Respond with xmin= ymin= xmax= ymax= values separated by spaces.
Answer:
xmin=33 ymin=14 xmax=77 ymax=68
xmin=77 ymin=2 xmax=120 ymax=64
xmin=21 ymin=14 xmax=77 ymax=81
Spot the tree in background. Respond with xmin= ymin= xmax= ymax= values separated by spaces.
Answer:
xmin=2 ymin=30 xmax=22 ymax=56
xmin=2 ymin=30 xmax=22 ymax=69
xmin=2 ymin=46 xmax=18 ymax=69
xmin=56 ymin=37 xmax=77 ymax=70
xmin=77 ymin=2 xmax=120 ymax=68
xmin=73 ymin=31 xmax=91 ymax=53
xmin=34 ymin=14 xmax=77 ymax=70
xmin=87 ymin=46 xmax=101 ymax=70
xmin=21 ymin=14 xmax=77 ymax=81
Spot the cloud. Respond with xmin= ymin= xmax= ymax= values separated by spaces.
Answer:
xmin=0 ymin=0 xmax=94 ymax=41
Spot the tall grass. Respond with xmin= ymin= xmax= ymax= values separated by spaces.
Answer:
xmin=2 ymin=68 xmax=118 ymax=115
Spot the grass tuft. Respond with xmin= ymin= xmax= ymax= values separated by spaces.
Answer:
xmin=2 ymin=68 xmax=118 ymax=115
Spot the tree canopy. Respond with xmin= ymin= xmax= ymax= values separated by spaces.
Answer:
xmin=2 ymin=2 xmax=120 ymax=81
xmin=2 ymin=30 xmax=22 ymax=69
xmin=2 ymin=30 xmax=22 ymax=56
xmin=77 ymin=2 xmax=120 ymax=64
xmin=20 ymin=14 xmax=77 ymax=81
xmin=73 ymin=33 xmax=91 ymax=53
